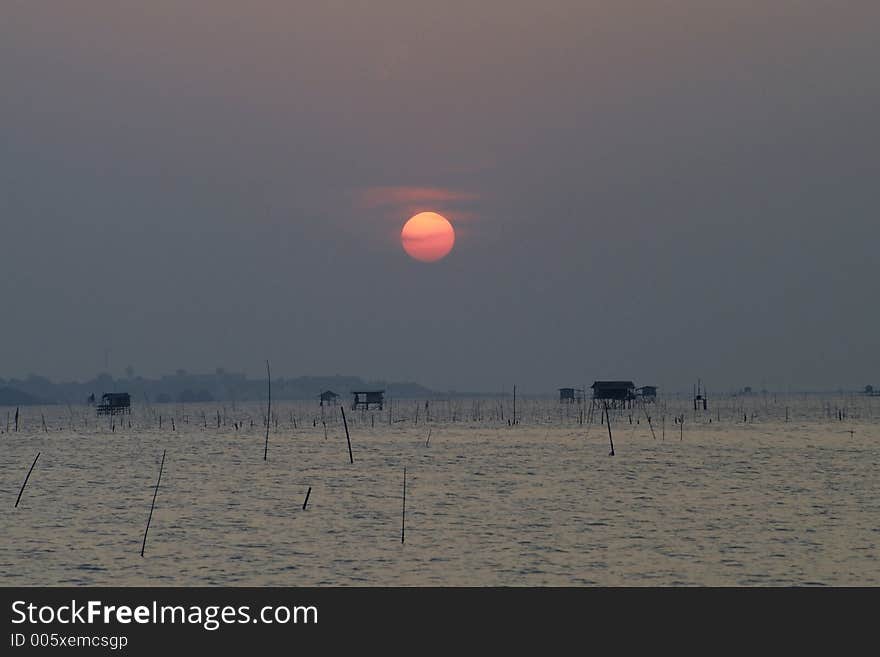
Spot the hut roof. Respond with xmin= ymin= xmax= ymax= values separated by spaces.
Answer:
xmin=591 ymin=381 xmax=635 ymax=389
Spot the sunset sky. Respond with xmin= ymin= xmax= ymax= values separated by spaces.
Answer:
xmin=2 ymin=2 xmax=878 ymax=392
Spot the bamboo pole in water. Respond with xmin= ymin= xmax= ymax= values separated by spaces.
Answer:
xmin=140 ymin=449 xmax=166 ymax=557
xmin=341 ymin=407 xmax=353 ymax=464
xmin=643 ymin=407 xmax=657 ymax=440
xmin=264 ymin=360 xmax=271 ymax=461
xmin=604 ymin=402 xmax=615 ymax=456
xmin=401 ymin=467 xmax=407 ymax=544
xmin=15 ymin=452 xmax=40 ymax=508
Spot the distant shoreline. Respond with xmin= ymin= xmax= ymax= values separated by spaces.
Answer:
xmin=0 ymin=371 xmax=875 ymax=406
xmin=0 ymin=371 xmax=488 ymax=406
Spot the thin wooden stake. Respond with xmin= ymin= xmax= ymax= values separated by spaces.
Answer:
xmin=264 ymin=359 xmax=271 ymax=461
xmin=341 ymin=407 xmax=353 ymax=464
xmin=401 ymin=466 xmax=406 ymax=544
xmin=513 ymin=385 xmax=517 ymax=425
xmin=425 ymin=428 xmax=432 ymax=447
xmin=302 ymin=486 xmax=312 ymax=511
xmin=140 ymin=449 xmax=166 ymax=557
xmin=643 ymin=408 xmax=657 ymax=440
xmin=604 ymin=402 xmax=615 ymax=456
xmin=15 ymin=452 xmax=40 ymax=508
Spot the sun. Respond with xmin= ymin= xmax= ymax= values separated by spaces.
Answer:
xmin=401 ymin=212 xmax=456 ymax=262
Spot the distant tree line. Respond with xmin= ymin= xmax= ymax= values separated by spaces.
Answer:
xmin=0 ymin=370 xmax=436 ymax=405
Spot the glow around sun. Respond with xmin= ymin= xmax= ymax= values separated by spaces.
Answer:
xmin=400 ymin=212 xmax=456 ymax=262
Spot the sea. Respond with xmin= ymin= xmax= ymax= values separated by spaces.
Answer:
xmin=1 ymin=393 xmax=877 ymax=585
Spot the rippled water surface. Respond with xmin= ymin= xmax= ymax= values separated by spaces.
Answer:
xmin=1 ymin=396 xmax=878 ymax=585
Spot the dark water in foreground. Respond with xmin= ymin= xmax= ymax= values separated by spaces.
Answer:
xmin=1 ymin=397 xmax=878 ymax=585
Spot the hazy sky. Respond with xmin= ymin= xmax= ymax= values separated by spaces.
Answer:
xmin=2 ymin=1 xmax=878 ymax=393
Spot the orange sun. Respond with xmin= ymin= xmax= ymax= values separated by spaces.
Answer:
xmin=401 ymin=212 xmax=456 ymax=262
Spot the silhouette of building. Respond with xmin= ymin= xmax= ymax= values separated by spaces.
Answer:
xmin=558 ymin=387 xmax=584 ymax=403
xmin=590 ymin=381 xmax=636 ymax=409
xmin=352 ymin=390 xmax=384 ymax=410
xmin=96 ymin=392 xmax=131 ymax=416
xmin=637 ymin=385 xmax=658 ymax=402
xmin=319 ymin=390 xmax=339 ymax=406
xmin=693 ymin=380 xmax=708 ymax=410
